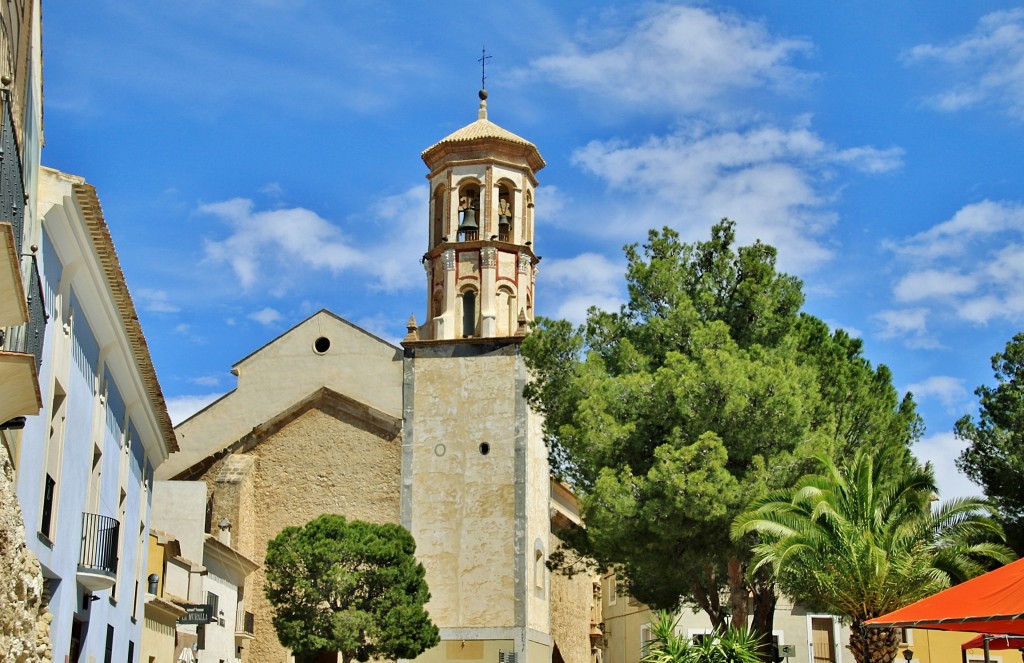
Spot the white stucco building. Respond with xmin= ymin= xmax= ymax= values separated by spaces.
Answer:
xmin=13 ymin=167 xmax=177 ymax=662
xmin=0 ymin=1 xmax=49 ymax=657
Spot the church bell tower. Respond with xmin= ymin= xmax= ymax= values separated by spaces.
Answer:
xmin=415 ymin=89 xmax=544 ymax=341
xmin=402 ymin=91 xmax=552 ymax=663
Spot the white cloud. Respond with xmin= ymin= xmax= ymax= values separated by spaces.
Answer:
xmin=535 ymin=185 xmax=568 ymax=222
xmin=832 ymin=146 xmax=905 ymax=174
xmin=887 ymin=200 xmax=1024 ymax=260
xmin=570 ymin=123 xmax=902 ymax=272
xmin=189 ymin=375 xmax=222 ymax=387
xmin=541 ymin=253 xmax=625 ymax=324
xmin=248 ymin=307 xmax=282 ymax=325
xmin=904 ymin=9 xmax=1024 ymax=120
xmin=529 ymin=4 xmax=813 ymax=113
xmin=913 ymin=431 xmax=981 ymax=502
xmin=199 ymin=185 xmax=427 ymax=295
xmin=884 ymin=201 xmax=1024 ymax=328
xmin=893 ymin=269 xmax=978 ymax=302
xmin=166 ymin=393 xmax=224 ymax=425
xmin=201 ymin=198 xmax=364 ymax=289
xmin=904 ymin=375 xmax=970 ymax=413
xmin=260 ymin=182 xmax=284 ymax=197
xmin=874 ymin=307 xmax=941 ymax=349
xmin=136 ymin=288 xmax=181 ymax=313
xmin=363 ymin=185 xmax=429 ymax=293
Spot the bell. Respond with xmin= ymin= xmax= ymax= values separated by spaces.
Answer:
xmin=460 ymin=207 xmax=478 ymax=230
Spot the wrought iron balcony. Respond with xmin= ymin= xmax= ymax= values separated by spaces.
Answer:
xmin=0 ymin=89 xmax=26 ymax=258
xmin=235 ymin=610 xmax=255 ymax=638
xmin=77 ymin=513 xmax=119 ymax=592
xmin=0 ymin=88 xmax=42 ymax=427
xmin=1 ymin=253 xmax=47 ymax=367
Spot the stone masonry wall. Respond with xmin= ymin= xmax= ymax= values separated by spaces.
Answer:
xmin=549 ymin=535 xmax=595 ymax=663
xmin=0 ymin=441 xmax=51 ymax=662
xmin=197 ymin=406 xmax=402 ymax=663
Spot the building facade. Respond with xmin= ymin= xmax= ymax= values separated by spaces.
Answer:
xmin=148 ymin=481 xmax=258 ymax=663
xmin=14 ymin=167 xmax=177 ymax=662
xmin=155 ymin=92 xmax=594 ymax=663
xmin=598 ymin=575 xmax=849 ymax=663
xmin=141 ymin=528 xmax=189 ymax=663
xmin=0 ymin=0 xmax=48 ymax=656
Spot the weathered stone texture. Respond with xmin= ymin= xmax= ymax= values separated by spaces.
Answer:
xmin=549 ymin=541 xmax=595 ymax=663
xmin=409 ymin=350 xmax=520 ymax=629
xmin=196 ymin=406 xmax=401 ymax=663
xmin=0 ymin=442 xmax=51 ymax=662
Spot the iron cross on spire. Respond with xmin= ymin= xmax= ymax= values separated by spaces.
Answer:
xmin=479 ymin=47 xmax=492 ymax=90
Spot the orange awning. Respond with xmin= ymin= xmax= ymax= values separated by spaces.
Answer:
xmin=865 ymin=558 xmax=1024 ymax=635
xmin=961 ymin=635 xmax=1024 ymax=651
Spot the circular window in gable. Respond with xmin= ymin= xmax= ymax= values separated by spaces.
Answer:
xmin=313 ymin=336 xmax=331 ymax=354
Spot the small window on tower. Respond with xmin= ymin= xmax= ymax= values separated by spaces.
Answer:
xmin=432 ymin=184 xmax=446 ymax=247
xmin=462 ymin=290 xmax=477 ymax=338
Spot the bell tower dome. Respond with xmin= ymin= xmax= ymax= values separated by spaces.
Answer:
xmin=417 ymin=90 xmax=544 ymax=341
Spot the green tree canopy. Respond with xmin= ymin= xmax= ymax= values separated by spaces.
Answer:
xmin=264 ymin=514 xmax=439 ymax=663
xmin=522 ymin=221 xmax=922 ymax=640
xmin=732 ymin=447 xmax=1013 ymax=663
xmin=956 ymin=332 xmax=1024 ymax=553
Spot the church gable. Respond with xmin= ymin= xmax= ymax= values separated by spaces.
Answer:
xmin=167 ymin=386 xmax=400 ymax=481
xmin=158 ymin=309 xmax=403 ymax=479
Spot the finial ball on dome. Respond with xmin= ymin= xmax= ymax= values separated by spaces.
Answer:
xmin=479 ymin=89 xmax=488 ymax=100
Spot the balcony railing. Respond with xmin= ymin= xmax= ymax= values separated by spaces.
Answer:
xmin=235 ymin=610 xmax=255 ymax=637
xmin=2 ymin=253 xmax=46 ymax=368
xmin=0 ymin=89 xmax=25 ymax=257
xmin=77 ymin=513 xmax=119 ymax=591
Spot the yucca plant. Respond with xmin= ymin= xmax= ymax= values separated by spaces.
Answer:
xmin=642 ymin=610 xmax=763 ymax=663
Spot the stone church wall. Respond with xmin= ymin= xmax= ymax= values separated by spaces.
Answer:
xmin=196 ymin=406 xmax=402 ymax=663
xmin=0 ymin=440 xmax=51 ymax=662
xmin=549 ymin=540 xmax=596 ymax=663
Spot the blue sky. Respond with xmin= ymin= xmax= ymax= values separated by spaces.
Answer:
xmin=41 ymin=1 xmax=1024 ymax=500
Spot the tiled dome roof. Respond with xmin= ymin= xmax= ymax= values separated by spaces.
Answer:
xmin=422 ymin=95 xmax=545 ymax=172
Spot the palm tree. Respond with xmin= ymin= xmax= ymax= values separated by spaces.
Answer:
xmin=731 ymin=446 xmax=1014 ymax=663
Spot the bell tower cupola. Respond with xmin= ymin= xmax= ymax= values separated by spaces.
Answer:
xmin=417 ymin=90 xmax=545 ymax=341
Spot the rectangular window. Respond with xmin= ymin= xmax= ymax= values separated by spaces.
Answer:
xmin=608 ymin=576 xmax=617 ymax=605
xmin=689 ymin=630 xmax=713 ymax=646
xmin=39 ymin=473 xmax=55 ymax=539
xmin=207 ymin=590 xmax=219 ymax=625
xmin=126 ymin=641 xmax=134 ymax=663
xmin=104 ymin=625 xmax=114 ymax=663
xmin=811 ymin=618 xmax=836 ymax=663
xmin=41 ymin=382 xmax=68 ymax=541
xmin=641 ymin=623 xmax=654 ymax=657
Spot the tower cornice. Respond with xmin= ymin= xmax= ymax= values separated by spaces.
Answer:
xmin=423 ymin=141 xmax=544 ymax=181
